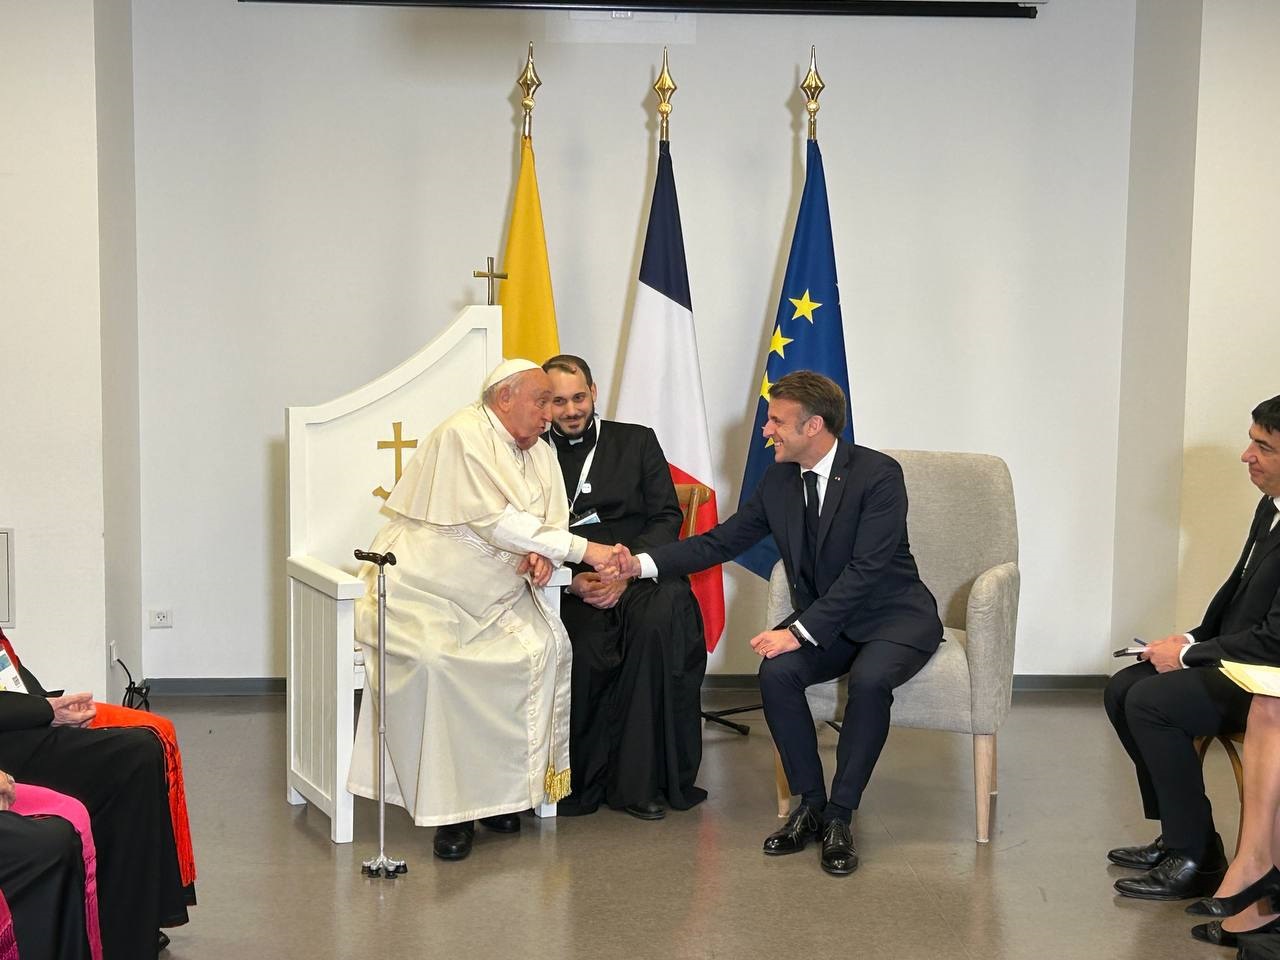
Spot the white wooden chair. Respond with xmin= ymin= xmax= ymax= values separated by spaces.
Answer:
xmin=284 ymin=306 xmax=567 ymax=842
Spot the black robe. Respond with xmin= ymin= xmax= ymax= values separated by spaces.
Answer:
xmin=0 ymin=665 xmax=189 ymax=960
xmin=0 ymin=811 xmax=91 ymax=960
xmin=549 ymin=418 xmax=707 ymax=813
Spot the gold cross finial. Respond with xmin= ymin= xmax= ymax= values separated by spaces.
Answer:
xmin=801 ymin=46 xmax=825 ymax=141
xmin=654 ymin=47 xmax=677 ymax=142
xmin=472 ymin=256 xmax=508 ymax=306
xmin=518 ymin=42 xmax=542 ymax=138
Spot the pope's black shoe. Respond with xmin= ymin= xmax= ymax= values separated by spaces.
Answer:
xmin=1114 ymin=836 xmax=1227 ymax=901
xmin=433 ymin=821 xmax=476 ymax=860
xmin=763 ymin=804 xmax=822 ymax=856
xmin=624 ymin=798 xmax=666 ymax=821
xmin=479 ymin=811 xmax=523 ymax=833
xmin=1107 ymin=835 xmax=1168 ymax=870
xmin=819 ymin=819 xmax=858 ymax=876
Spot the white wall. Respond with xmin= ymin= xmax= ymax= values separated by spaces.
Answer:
xmin=1179 ymin=0 xmax=1280 ymax=626
xmin=96 ymin=0 xmax=145 ymax=696
xmin=0 ymin=1 xmax=108 ymax=694
xmin=1111 ymin=0 xmax=1201 ymax=645
xmin=129 ymin=0 xmax=1140 ymax=679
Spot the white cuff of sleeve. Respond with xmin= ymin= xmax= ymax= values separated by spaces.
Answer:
xmin=1178 ymin=635 xmax=1196 ymax=667
xmin=565 ymin=535 xmax=587 ymax=564
xmin=636 ymin=553 xmax=659 ymax=580
xmin=793 ymin=621 xmax=817 ymax=645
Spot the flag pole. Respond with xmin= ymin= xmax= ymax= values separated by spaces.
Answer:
xmin=655 ymin=46 xmax=676 ymax=142
xmin=518 ymin=41 xmax=541 ymax=139
xmin=802 ymin=46 xmax=824 ymax=141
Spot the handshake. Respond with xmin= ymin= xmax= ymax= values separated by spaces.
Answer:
xmin=515 ymin=542 xmax=641 ymax=598
xmin=583 ymin=542 xmax=642 ymax=582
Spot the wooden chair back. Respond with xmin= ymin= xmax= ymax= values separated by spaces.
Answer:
xmin=674 ymin=483 xmax=710 ymax=540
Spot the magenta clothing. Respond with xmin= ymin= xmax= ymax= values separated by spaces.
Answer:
xmin=0 ymin=888 xmax=16 ymax=960
xmin=11 ymin=785 xmax=103 ymax=960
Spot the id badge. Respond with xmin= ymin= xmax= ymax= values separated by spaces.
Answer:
xmin=570 ymin=509 xmax=601 ymax=528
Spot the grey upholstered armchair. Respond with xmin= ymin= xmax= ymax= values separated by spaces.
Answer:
xmin=767 ymin=449 xmax=1019 ymax=843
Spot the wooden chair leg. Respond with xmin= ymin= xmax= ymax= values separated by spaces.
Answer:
xmin=990 ymin=736 xmax=998 ymax=796
xmin=773 ymin=743 xmax=791 ymax=818
xmin=974 ymin=734 xmax=995 ymax=844
xmin=1220 ymin=736 xmax=1245 ymax=855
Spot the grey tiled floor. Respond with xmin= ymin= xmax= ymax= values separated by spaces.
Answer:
xmin=158 ymin=689 xmax=1242 ymax=959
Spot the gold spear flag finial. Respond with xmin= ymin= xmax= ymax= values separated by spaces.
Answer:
xmin=801 ymin=46 xmax=825 ymax=141
xmin=654 ymin=46 xmax=677 ymax=141
xmin=517 ymin=41 xmax=542 ymax=138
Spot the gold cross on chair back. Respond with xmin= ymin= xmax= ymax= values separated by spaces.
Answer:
xmin=674 ymin=483 xmax=710 ymax=540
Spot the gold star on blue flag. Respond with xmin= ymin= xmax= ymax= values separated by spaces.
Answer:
xmin=735 ymin=139 xmax=855 ymax=579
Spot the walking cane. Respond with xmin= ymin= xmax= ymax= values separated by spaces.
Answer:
xmin=354 ymin=548 xmax=408 ymax=880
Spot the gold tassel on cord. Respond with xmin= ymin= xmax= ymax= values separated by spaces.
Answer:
xmin=544 ymin=765 xmax=571 ymax=803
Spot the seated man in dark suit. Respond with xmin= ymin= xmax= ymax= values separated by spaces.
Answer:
xmin=1106 ymin=394 xmax=1280 ymax=901
xmin=609 ymin=370 xmax=942 ymax=875
xmin=542 ymin=354 xmax=707 ymax=821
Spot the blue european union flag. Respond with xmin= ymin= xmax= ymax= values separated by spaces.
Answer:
xmin=735 ymin=139 xmax=855 ymax=579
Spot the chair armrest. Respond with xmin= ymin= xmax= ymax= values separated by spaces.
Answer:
xmin=964 ymin=561 xmax=1020 ymax=734
xmin=287 ymin=555 xmax=366 ymax=601
xmin=765 ymin=561 xmax=794 ymax=628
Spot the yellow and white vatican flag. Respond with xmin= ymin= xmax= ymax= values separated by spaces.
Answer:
xmin=497 ymin=45 xmax=559 ymax=363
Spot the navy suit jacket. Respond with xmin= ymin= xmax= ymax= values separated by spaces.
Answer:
xmin=1183 ymin=496 xmax=1280 ymax=667
xmin=650 ymin=440 xmax=942 ymax=652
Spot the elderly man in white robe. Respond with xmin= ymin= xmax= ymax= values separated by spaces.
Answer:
xmin=348 ymin=359 xmax=615 ymax=861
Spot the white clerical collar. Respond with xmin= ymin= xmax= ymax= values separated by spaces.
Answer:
xmin=804 ymin=439 xmax=838 ymax=481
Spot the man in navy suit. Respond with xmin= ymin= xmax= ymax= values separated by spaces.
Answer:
xmin=1105 ymin=394 xmax=1280 ymax=903
xmin=610 ymin=370 xmax=942 ymax=875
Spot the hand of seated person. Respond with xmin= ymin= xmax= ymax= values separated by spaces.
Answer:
xmin=48 ymin=692 xmax=96 ymax=727
xmin=516 ymin=552 xmax=554 ymax=587
xmin=749 ymin=628 xmax=801 ymax=659
xmin=1139 ymin=635 xmax=1189 ymax=673
xmin=580 ymin=541 xmax=617 ymax=577
xmin=598 ymin=543 xmax=640 ymax=583
xmin=569 ymin=572 xmax=628 ymax=610
xmin=0 ymin=769 xmax=14 ymax=812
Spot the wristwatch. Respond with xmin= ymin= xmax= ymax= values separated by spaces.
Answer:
xmin=787 ymin=623 xmax=806 ymax=644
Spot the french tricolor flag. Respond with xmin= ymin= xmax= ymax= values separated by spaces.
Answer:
xmin=613 ymin=140 xmax=725 ymax=650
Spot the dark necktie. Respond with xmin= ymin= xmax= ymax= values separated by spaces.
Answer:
xmin=803 ymin=471 xmax=820 ymax=548
xmin=797 ymin=471 xmax=821 ymax=605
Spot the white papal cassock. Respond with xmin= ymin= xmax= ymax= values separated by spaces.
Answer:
xmin=347 ymin=401 xmax=586 ymax=826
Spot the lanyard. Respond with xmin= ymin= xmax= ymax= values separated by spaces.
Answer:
xmin=569 ymin=418 xmax=602 ymax=512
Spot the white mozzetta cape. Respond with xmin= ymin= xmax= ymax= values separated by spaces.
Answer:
xmin=347 ymin=403 xmax=585 ymax=825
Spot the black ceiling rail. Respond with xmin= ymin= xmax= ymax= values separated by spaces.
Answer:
xmin=242 ymin=1 xmax=1040 ymax=19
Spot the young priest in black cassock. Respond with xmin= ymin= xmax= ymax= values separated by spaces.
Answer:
xmin=542 ymin=355 xmax=707 ymax=820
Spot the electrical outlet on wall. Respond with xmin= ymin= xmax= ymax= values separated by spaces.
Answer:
xmin=149 ymin=609 xmax=173 ymax=629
